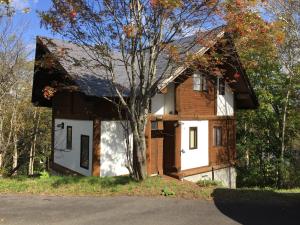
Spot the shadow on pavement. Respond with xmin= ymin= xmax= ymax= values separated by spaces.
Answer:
xmin=212 ymin=188 xmax=300 ymax=225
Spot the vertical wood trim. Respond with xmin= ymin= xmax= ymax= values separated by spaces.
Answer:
xmin=208 ymin=120 xmax=212 ymax=166
xmin=175 ymin=124 xmax=181 ymax=172
xmin=146 ymin=118 xmax=152 ymax=175
xmin=92 ymin=118 xmax=100 ymax=176
xmin=214 ymin=81 xmax=217 ymax=115
xmin=50 ymin=107 xmax=55 ymax=169
xmin=157 ymin=138 xmax=164 ymax=175
xmin=175 ymin=84 xmax=181 ymax=114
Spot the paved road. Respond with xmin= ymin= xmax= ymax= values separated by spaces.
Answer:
xmin=0 ymin=195 xmax=299 ymax=225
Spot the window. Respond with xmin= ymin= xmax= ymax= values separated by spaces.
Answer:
xmin=189 ymin=127 xmax=198 ymax=149
xmin=218 ymin=78 xmax=225 ymax=95
xmin=66 ymin=126 xmax=72 ymax=150
xmin=80 ymin=135 xmax=89 ymax=169
xmin=214 ymin=127 xmax=222 ymax=147
xmin=151 ymin=121 xmax=158 ymax=130
xmin=193 ymin=73 xmax=208 ymax=92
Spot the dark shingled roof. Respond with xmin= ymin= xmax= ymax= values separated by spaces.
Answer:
xmin=36 ymin=26 xmax=225 ymax=98
xmin=32 ymin=26 xmax=258 ymax=109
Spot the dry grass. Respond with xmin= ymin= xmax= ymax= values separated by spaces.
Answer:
xmin=0 ymin=175 xmax=216 ymax=200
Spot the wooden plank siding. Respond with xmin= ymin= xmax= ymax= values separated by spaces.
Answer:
xmin=175 ymin=74 xmax=216 ymax=116
xmin=92 ymin=118 xmax=101 ymax=176
xmin=209 ymin=118 xmax=236 ymax=166
xmin=53 ymin=91 xmax=121 ymax=120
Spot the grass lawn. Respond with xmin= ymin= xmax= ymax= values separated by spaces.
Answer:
xmin=1 ymin=174 xmax=300 ymax=202
xmin=0 ymin=175 xmax=216 ymax=199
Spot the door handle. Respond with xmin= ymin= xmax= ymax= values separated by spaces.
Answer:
xmin=181 ymin=149 xmax=185 ymax=154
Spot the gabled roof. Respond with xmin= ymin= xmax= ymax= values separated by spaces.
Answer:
xmin=32 ymin=27 xmax=258 ymax=109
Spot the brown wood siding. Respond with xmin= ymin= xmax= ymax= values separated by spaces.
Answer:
xmin=92 ymin=118 xmax=100 ymax=176
xmin=163 ymin=121 xmax=176 ymax=173
xmin=174 ymin=123 xmax=181 ymax=172
xmin=209 ymin=118 xmax=236 ymax=166
xmin=150 ymin=131 xmax=164 ymax=175
xmin=145 ymin=119 xmax=152 ymax=175
xmin=53 ymin=91 xmax=120 ymax=120
xmin=175 ymin=74 xmax=216 ymax=116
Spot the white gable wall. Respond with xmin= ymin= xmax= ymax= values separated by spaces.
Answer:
xmin=217 ymin=83 xmax=234 ymax=116
xmin=151 ymin=83 xmax=175 ymax=115
xmin=164 ymin=83 xmax=175 ymax=114
xmin=151 ymin=94 xmax=165 ymax=115
xmin=100 ymin=121 xmax=133 ymax=176
xmin=54 ymin=119 xmax=93 ymax=176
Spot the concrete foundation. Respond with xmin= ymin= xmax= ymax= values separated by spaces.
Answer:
xmin=183 ymin=167 xmax=236 ymax=188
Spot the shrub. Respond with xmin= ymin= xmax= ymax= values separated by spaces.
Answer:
xmin=196 ymin=179 xmax=221 ymax=187
xmin=161 ymin=187 xmax=175 ymax=196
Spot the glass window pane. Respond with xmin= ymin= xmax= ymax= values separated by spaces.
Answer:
xmin=80 ymin=135 xmax=89 ymax=169
xmin=193 ymin=73 xmax=201 ymax=91
xmin=151 ymin=121 xmax=158 ymax=130
xmin=218 ymin=78 xmax=225 ymax=95
xmin=66 ymin=126 xmax=72 ymax=150
xmin=189 ymin=127 xmax=197 ymax=149
xmin=214 ymin=127 xmax=222 ymax=147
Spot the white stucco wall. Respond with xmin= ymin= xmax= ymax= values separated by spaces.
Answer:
xmin=183 ymin=167 xmax=237 ymax=188
xmin=54 ymin=119 xmax=93 ymax=176
xmin=217 ymin=82 xmax=234 ymax=116
xmin=180 ymin=120 xmax=209 ymax=170
xmin=151 ymin=84 xmax=175 ymax=115
xmin=151 ymin=94 xmax=164 ymax=115
xmin=100 ymin=121 xmax=133 ymax=176
xmin=164 ymin=83 xmax=175 ymax=114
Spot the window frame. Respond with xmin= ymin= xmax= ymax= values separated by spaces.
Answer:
xmin=193 ymin=73 xmax=208 ymax=92
xmin=66 ymin=126 xmax=72 ymax=150
xmin=189 ymin=127 xmax=198 ymax=150
xmin=218 ymin=78 xmax=225 ymax=95
xmin=151 ymin=121 xmax=158 ymax=130
xmin=80 ymin=135 xmax=89 ymax=169
xmin=213 ymin=126 xmax=223 ymax=147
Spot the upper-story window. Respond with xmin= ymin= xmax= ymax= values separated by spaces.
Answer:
xmin=218 ymin=78 xmax=225 ymax=95
xmin=193 ymin=73 xmax=208 ymax=92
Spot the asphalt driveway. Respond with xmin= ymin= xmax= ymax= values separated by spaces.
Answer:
xmin=0 ymin=195 xmax=299 ymax=225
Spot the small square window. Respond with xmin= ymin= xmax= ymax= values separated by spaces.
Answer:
xmin=189 ymin=127 xmax=198 ymax=149
xmin=193 ymin=73 xmax=208 ymax=92
xmin=66 ymin=126 xmax=72 ymax=150
xmin=80 ymin=135 xmax=89 ymax=169
xmin=218 ymin=78 xmax=225 ymax=95
xmin=151 ymin=121 xmax=158 ymax=130
xmin=214 ymin=127 xmax=222 ymax=147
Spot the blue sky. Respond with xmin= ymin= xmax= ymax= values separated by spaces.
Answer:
xmin=10 ymin=0 xmax=57 ymax=58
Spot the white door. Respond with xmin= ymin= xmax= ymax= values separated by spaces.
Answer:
xmin=180 ymin=121 xmax=209 ymax=170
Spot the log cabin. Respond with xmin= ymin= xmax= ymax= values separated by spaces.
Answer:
xmin=32 ymin=28 xmax=258 ymax=188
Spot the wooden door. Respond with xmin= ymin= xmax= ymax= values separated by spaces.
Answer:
xmin=150 ymin=131 xmax=163 ymax=175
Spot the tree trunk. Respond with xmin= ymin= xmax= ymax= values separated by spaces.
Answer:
xmin=0 ymin=104 xmax=3 ymax=170
xmin=29 ymin=109 xmax=40 ymax=175
xmin=130 ymin=117 xmax=147 ymax=181
xmin=12 ymin=133 xmax=18 ymax=175
xmin=278 ymin=88 xmax=291 ymax=188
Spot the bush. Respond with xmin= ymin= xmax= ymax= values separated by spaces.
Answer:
xmin=196 ymin=179 xmax=221 ymax=187
xmin=39 ymin=171 xmax=50 ymax=179
xmin=161 ymin=187 xmax=175 ymax=196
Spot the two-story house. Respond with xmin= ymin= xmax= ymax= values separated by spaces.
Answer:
xmin=32 ymin=28 xmax=258 ymax=188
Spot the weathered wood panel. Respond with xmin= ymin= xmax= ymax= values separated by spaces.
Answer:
xmin=209 ymin=118 xmax=236 ymax=166
xmin=92 ymin=118 xmax=100 ymax=176
xmin=175 ymin=74 xmax=216 ymax=116
xmin=150 ymin=131 xmax=164 ymax=175
xmin=163 ymin=121 xmax=176 ymax=173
